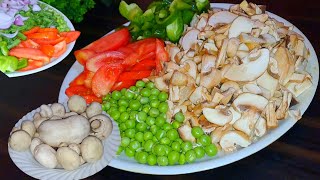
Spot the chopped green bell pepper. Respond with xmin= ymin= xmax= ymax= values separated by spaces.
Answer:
xmin=119 ymin=1 xmax=143 ymax=24
xmin=182 ymin=10 xmax=195 ymax=24
xmin=17 ymin=58 xmax=28 ymax=70
xmin=0 ymin=56 xmax=18 ymax=73
xmin=166 ymin=12 xmax=184 ymax=42
xmin=0 ymin=41 xmax=9 ymax=56
xmin=169 ymin=0 xmax=192 ymax=12
xmin=195 ymin=0 xmax=209 ymax=12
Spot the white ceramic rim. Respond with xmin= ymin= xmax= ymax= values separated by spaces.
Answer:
xmin=58 ymin=3 xmax=319 ymax=175
xmin=5 ymin=1 xmax=76 ymax=78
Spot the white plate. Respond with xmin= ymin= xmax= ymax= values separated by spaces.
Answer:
xmin=8 ymin=104 xmax=121 ymax=180
xmin=5 ymin=2 xmax=76 ymax=78
xmin=58 ymin=3 xmax=319 ymax=175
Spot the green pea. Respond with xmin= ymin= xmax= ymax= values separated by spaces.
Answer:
xmin=129 ymin=86 xmax=137 ymax=91
xmin=136 ymin=80 xmax=146 ymax=88
xmin=117 ymin=146 xmax=124 ymax=155
xmin=112 ymin=91 xmax=121 ymax=100
xmin=125 ymin=120 xmax=136 ymax=129
xmin=102 ymin=94 xmax=111 ymax=101
xmin=110 ymin=111 xmax=120 ymax=120
xmin=102 ymin=102 xmax=111 ymax=111
xmin=135 ymin=132 xmax=144 ymax=142
xmin=109 ymin=99 xmax=118 ymax=106
xmin=146 ymin=82 xmax=155 ymax=89
xmin=129 ymin=100 xmax=141 ymax=110
xmin=155 ymin=116 xmax=166 ymax=127
xmin=136 ymin=122 xmax=148 ymax=132
xmin=136 ymin=151 xmax=148 ymax=164
xmin=197 ymin=135 xmax=211 ymax=146
xmin=150 ymin=88 xmax=160 ymax=96
xmin=130 ymin=111 xmax=138 ymax=120
xmin=157 ymin=156 xmax=168 ymax=166
xmin=118 ymin=106 xmax=127 ymax=113
xmin=118 ymin=99 xmax=129 ymax=107
xmin=155 ymin=129 xmax=166 ymax=140
xmin=121 ymin=88 xmax=127 ymax=95
xmin=147 ymin=154 xmax=157 ymax=166
xmin=172 ymin=121 xmax=181 ymax=129
xmin=125 ymin=148 xmax=135 ymax=157
xmin=174 ymin=112 xmax=185 ymax=122
xmin=121 ymin=137 xmax=131 ymax=147
xmin=144 ymin=140 xmax=154 ymax=152
xmin=191 ymin=126 xmax=204 ymax=138
xmin=160 ymin=137 xmax=171 ymax=145
xmin=140 ymin=97 xmax=149 ymax=104
xmin=166 ymin=129 xmax=179 ymax=140
xmin=205 ymin=144 xmax=218 ymax=157
xmin=140 ymin=88 xmax=151 ymax=97
xmin=153 ymin=144 xmax=166 ymax=156
xmin=149 ymin=108 xmax=160 ymax=117
xmin=158 ymin=92 xmax=168 ymax=101
xmin=185 ymin=150 xmax=197 ymax=163
xmin=125 ymin=129 xmax=135 ymax=138
xmin=150 ymin=100 xmax=160 ymax=108
xmin=120 ymin=112 xmax=130 ymax=122
xmin=129 ymin=140 xmax=141 ymax=151
xmin=119 ymin=123 xmax=127 ymax=131
xmin=181 ymin=141 xmax=193 ymax=152
xmin=171 ymin=141 xmax=181 ymax=152
xmin=194 ymin=146 xmax=205 ymax=159
xmin=150 ymin=125 xmax=159 ymax=135
xmin=158 ymin=102 xmax=169 ymax=113
xmin=162 ymin=123 xmax=173 ymax=131
xmin=146 ymin=116 xmax=156 ymax=126
xmin=149 ymin=95 xmax=158 ymax=100
xmin=179 ymin=153 xmax=186 ymax=165
xmin=168 ymin=151 xmax=180 ymax=165
xmin=175 ymin=138 xmax=183 ymax=144
xmin=109 ymin=107 xmax=118 ymax=114
xmin=125 ymin=91 xmax=134 ymax=99
xmin=137 ymin=111 xmax=147 ymax=122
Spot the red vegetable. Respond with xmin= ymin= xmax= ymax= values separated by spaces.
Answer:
xmin=131 ymin=59 xmax=156 ymax=71
xmin=60 ymin=31 xmax=81 ymax=44
xmin=84 ymin=28 xmax=130 ymax=53
xmin=117 ymin=71 xmax=152 ymax=81
xmin=86 ymin=51 xmax=126 ymax=72
xmin=17 ymin=59 xmax=44 ymax=72
xmin=23 ymin=26 xmax=40 ymax=35
xmin=27 ymin=31 xmax=58 ymax=40
xmin=9 ymin=47 xmax=50 ymax=63
xmin=52 ymin=40 xmax=67 ymax=58
xmin=39 ymin=44 xmax=55 ymax=57
xmin=20 ymin=39 xmax=40 ymax=49
xmin=74 ymin=49 xmax=96 ymax=65
xmin=111 ymin=80 xmax=136 ymax=91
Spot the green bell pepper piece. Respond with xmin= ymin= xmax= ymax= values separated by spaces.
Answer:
xmin=182 ymin=10 xmax=195 ymax=25
xmin=16 ymin=58 xmax=28 ymax=70
xmin=195 ymin=0 xmax=209 ymax=12
xmin=0 ymin=41 xmax=9 ymax=56
xmin=169 ymin=0 xmax=192 ymax=12
xmin=155 ymin=11 xmax=179 ymax=25
xmin=0 ymin=55 xmax=18 ymax=73
xmin=119 ymin=1 xmax=143 ymax=24
xmin=166 ymin=12 xmax=184 ymax=42
xmin=143 ymin=9 xmax=155 ymax=22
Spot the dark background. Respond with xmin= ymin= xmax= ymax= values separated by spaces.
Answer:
xmin=1 ymin=0 xmax=320 ymax=179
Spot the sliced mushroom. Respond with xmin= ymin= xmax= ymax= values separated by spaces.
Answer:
xmin=254 ymin=116 xmax=267 ymax=137
xmin=178 ymin=123 xmax=196 ymax=142
xmin=179 ymin=84 xmax=196 ymax=105
xmin=288 ymin=109 xmax=302 ymax=121
xmin=208 ymin=11 xmax=238 ymax=27
xmin=210 ymin=124 xmax=232 ymax=143
xmin=274 ymin=46 xmax=295 ymax=85
xmin=227 ymin=38 xmax=240 ymax=58
xmin=233 ymin=108 xmax=260 ymax=136
xmin=201 ymin=55 xmax=216 ymax=73
xmin=196 ymin=16 xmax=208 ymax=31
xmin=182 ymin=60 xmax=197 ymax=80
xmin=181 ymin=29 xmax=200 ymax=51
xmin=224 ymin=48 xmax=270 ymax=82
xmin=256 ymin=71 xmax=279 ymax=97
xmin=189 ymin=86 xmax=207 ymax=104
xmin=200 ymin=68 xmax=222 ymax=89
xmin=239 ymin=0 xmax=256 ymax=16
xmin=276 ymin=90 xmax=292 ymax=120
xmin=228 ymin=16 xmax=254 ymax=38
xmin=228 ymin=106 xmax=242 ymax=124
xmin=232 ymin=92 xmax=268 ymax=112
xmin=203 ymin=107 xmax=233 ymax=126
xmin=285 ymin=79 xmax=312 ymax=97
xmin=251 ymin=14 xmax=268 ymax=22
xmin=169 ymin=85 xmax=180 ymax=102
xmin=220 ymin=130 xmax=251 ymax=152
xmin=265 ymin=102 xmax=278 ymax=128
xmin=216 ymin=38 xmax=229 ymax=68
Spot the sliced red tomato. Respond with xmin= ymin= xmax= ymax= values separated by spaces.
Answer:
xmin=117 ymin=71 xmax=152 ymax=81
xmin=27 ymin=31 xmax=58 ymax=40
xmin=121 ymin=52 xmax=140 ymax=69
xmin=136 ymin=40 xmax=156 ymax=57
xmin=91 ymin=64 xmax=123 ymax=97
xmin=155 ymin=39 xmax=169 ymax=74
xmin=23 ymin=26 xmax=40 ymax=35
xmin=74 ymin=49 xmax=96 ymax=66
xmin=38 ymin=28 xmax=59 ymax=33
xmin=60 ymin=31 xmax=81 ymax=44
xmin=52 ymin=40 xmax=67 ymax=58
xmin=126 ymin=38 xmax=156 ymax=50
xmin=32 ymin=37 xmax=66 ymax=45
xmin=131 ymin=59 xmax=156 ymax=71
xmin=84 ymin=28 xmax=130 ymax=53
xmin=17 ymin=59 xmax=44 ymax=71
xmin=83 ymin=94 xmax=102 ymax=104
xmin=111 ymin=80 xmax=136 ymax=91
xmin=84 ymin=71 xmax=95 ymax=88
xmin=65 ymin=85 xmax=92 ymax=97
xmin=20 ymin=39 xmax=40 ymax=49
xmin=39 ymin=44 xmax=55 ymax=57
xmin=69 ymin=70 xmax=89 ymax=86
xmin=86 ymin=51 xmax=126 ymax=72
xmin=117 ymin=46 xmax=136 ymax=56
xmin=140 ymin=51 xmax=156 ymax=61
xmin=9 ymin=47 xmax=50 ymax=63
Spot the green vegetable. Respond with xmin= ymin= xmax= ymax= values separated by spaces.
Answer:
xmin=16 ymin=58 xmax=28 ymax=70
xmin=0 ymin=41 xmax=9 ymax=56
xmin=0 ymin=55 xmax=18 ymax=73
xmin=42 ymin=0 xmax=95 ymax=23
xmin=119 ymin=0 xmax=209 ymax=41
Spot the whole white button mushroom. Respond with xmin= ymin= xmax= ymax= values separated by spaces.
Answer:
xmin=81 ymin=136 xmax=103 ymax=163
xmin=86 ymin=102 xmax=102 ymax=118
xmin=9 ymin=130 xmax=32 ymax=151
xmin=68 ymin=95 xmax=87 ymax=114
xmin=21 ymin=120 xmax=36 ymax=137
xmin=56 ymin=147 xmax=81 ymax=170
xmin=34 ymin=144 xmax=58 ymax=169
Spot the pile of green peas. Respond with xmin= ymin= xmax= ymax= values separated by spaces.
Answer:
xmin=102 ymin=80 xmax=218 ymax=166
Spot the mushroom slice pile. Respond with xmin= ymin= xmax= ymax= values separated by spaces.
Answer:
xmin=8 ymin=95 xmax=113 ymax=171
xmin=151 ymin=0 xmax=313 ymax=153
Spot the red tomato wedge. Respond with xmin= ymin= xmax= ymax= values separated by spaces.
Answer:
xmin=126 ymin=38 xmax=156 ymax=50
xmin=9 ymin=47 xmax=50 ymax=63
xmin=17 ymin=59 xmax=44 ymax=71
xmin=84 ymin=28 xmax=130 ymax=53
xmin=27 ymin=31 xmax=58 ymax=40
xmin=23 ymin=26 xmax=40 ymax=35
xmin=38 ymin=28 xmax=59 ymax=33
xmin=84 ymin=71 xmax=95 ymax=88
xmin=65 ymin=85 xmax=101 ymax=103
xmin=91 ymin=64 xmax=123 ymax=97
xmin=60 ymin=31 xmax=81 ymax=44
xmin=117 ymin=71 xmax=152 ymax=81
xmin=131 ymin=59 xmax=156 ymax=71
xmin=111 ymin=80 xmax=136 ymax=91
xmin=121 ymin=52 xmax=140 ymax=68
xmin=39 ymin=44 xmax=55 ymax=57
xmin=155 ymin=39 xmax=169 ymax=74
xmin=74 ymin=49 xmax=96 ymax=66
xmin=52 ymin=40 xmax=67 ymax=58
xmin=83 ymin=94 xmax=102 ymax=104
xmin=117 ymin=46 xmax=136 ymax=56
xmin=86 ymin=51 xmax=126 ymax=72
xmin=32 ymin=37 xmax=66 ymax=45
xmin=69 ymin=70 xmax=88 ymax=86
xmin=139 ymin=51 xmax=156 ymax=61
xmin=20 ymin=39 xmax=40 ymax=49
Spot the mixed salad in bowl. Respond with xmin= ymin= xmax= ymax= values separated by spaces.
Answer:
xmin=0 ymin=0 xmax=80 ymax=74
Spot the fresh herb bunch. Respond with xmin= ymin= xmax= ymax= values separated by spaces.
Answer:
xmin=42 ymin=0 xmax=95 ymax=23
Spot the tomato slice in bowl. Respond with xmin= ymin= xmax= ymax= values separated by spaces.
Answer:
xmin=86 ymin=51 xmax=126 ymax=72
xmin=52 ymin=40 xmax=67 ymax=58
xmin=9 ymin=47 xmax=50 ymax=63
xmin=74 ymin=49 xmax=96 ymax=66
xmin=111 ymin=80 xmax=136 ymax=91
xmin=60 ymin=31 xmax=81 ymax=44
xmin=117 ymin=71 xmax=152 ymax=81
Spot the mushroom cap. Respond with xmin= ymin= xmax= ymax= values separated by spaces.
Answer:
xmin=56 ymin=147 xmax=81 ymax=170
xmin=51 ymin=103 xmax=66 ymax=117
xmin=21 ymin=120 xmax=36 ymax=137
xmin=30 ymin=137 xmax=43 ymax=156
xmin=68 ymin=95 xmax=87 ymax=114
xmin=203 ymin=108 xmax=233 ymax=126
xmin=228 ymin=16 xmax=254 ymax=38
xmin=232 ymin=92 xmax=268 ymax=112
xmin=220 ymin=130 xmax=251 ymax=152
xmin=208 ymin=11 xmax=238 ymax=27
xmin=86 ymin=102 xmax=102 ymax=118
xmin=9 ymin=130 xmax=32 ymax=152
xmin=81 ymin=136 xmax=104 ymax=163
xmin=89 ymin=114 xmax=113 ymax=140
xmin=34 ymin=144 xmax=58 ymax=169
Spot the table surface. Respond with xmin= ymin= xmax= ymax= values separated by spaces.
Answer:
xmin=1 ymin=0 xmax=320 ymax=179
